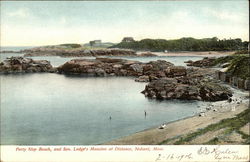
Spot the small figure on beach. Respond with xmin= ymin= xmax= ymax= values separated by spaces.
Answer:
xmin=159 ymin=124 xmax=166 ymax=129
xmin=144 ymin=110 xmax=147 ymax=117
xmin=109 ymin=116 xmax=112 ymax=120
xmin=199 ymin=112 xmax=205 ymax=117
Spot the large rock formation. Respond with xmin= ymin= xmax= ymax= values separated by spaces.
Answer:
xmin=142 ymin=74 xmax=232 ymax=101
xmin=23 ymin=48 xmax=136 ymax=57
xmin=58 ymin=58 xmax=175 ymax=78
xmin=185 ymin=57 xmax=216 ymax=67
xmin=142 ymin=78 xmax=201 ymax=100
xmin=0 ymin=57 xmax=55 ymax=73
xmin=58 ymin=57 xmax=231 ymax=101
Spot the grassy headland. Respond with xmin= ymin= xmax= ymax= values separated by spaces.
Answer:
xmin=162 ymin=108 xmax=250 ymax=145
xmin=212 ymin=54 xmax=250 ymax=80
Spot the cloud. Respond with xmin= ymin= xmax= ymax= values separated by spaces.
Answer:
xmin=7 ymin=8 xmax=30 ymax=18
xmin=202 ymin=8 xmax=246 ymax=23
xmin=1 ymin=5 xmax=248 ymax=46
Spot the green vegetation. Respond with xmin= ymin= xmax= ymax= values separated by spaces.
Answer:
xmin=211 ymin=55 xmax=236 ymax=66
xmin=59 ymin=44 xmax=82 ymax=48
xmin=171 ymin=108 xmax=250 ymax=145
xmin=111 ymin=37 xmax=249 ymax=52
xmin=227 ymin=55 xmax=250 ymax=80
xmin=234 ymin=50 xmax=249 ymax=54
xmin=212 ymin=54 xmax=250 ymax=80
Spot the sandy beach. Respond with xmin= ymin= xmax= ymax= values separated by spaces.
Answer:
xmin=105 ymin=92 xmax=249 ymax=145
xmin=149 ymin=51 xmax=235 ymax=57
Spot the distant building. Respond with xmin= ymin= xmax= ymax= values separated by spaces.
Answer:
xmin=89 ymin=40 xmax=102 ymax=46
xmin=122 ymin=37 xmax=135 ymax=42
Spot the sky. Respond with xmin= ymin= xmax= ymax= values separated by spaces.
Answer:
xmin=0 ymin=0 xmax=249 ymax=46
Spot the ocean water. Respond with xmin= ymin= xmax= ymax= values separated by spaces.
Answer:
xmin=0 ymin=49 xmax=208 ymax=145
xmin=0 ymin=46 xmax=35 ymax=51
xmin=0 ymin=74 xmax=203 ymax=145
xmin=0 ymin=46 xmax=204 ymax=66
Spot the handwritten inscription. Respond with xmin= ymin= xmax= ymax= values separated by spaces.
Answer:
xmin=155 ymin=153 xmax=193 ymax=161
xmin=197 ymin=146 xmax=248 ymax=162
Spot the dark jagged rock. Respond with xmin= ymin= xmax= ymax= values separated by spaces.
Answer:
xmin=0 ymin=57 xmax=55 ymax=73
xmin=165 ymin=66 xmax=187 ymax=77
xmin=142 ymin=77 xmax=232 ymax=101
xmin=58 ymin=58 xmax=175 ymax=78
xmin=198 ymin=82 xmax=232 ymax=101
xmin=142 ymin=78 xmax=200 ymax=100
xmin=138 ymin=52 xmax=157 ymax=57
xmin=141 ymin=67 xmax=232 ymax=101
xmin=186 ymin=57 xmax=216 ymax=67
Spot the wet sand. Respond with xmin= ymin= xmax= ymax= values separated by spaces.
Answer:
xmin=147 ymin=51 xmax=235 ymax=57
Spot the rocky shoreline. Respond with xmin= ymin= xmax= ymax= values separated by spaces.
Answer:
xmin=0 ymin=56 xmax=232 ymax=102
xmin=185 ymin=55 xmax=250 ymax=91
xmin=22 ymin=47 xmax=160 ymax=57
xmin=23 ymin=48 xmax=137 ymax=57
xmin=185 ymin=57 xmax=217 ymax=67
xmin=0 ymin=57 xmax=56 ymax=73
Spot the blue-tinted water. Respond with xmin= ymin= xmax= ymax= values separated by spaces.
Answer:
xmin=0 ymin=50 xmax=208 ymax=145
xmin=0 ymin=74 xmax=202 ymax=145
xmin=0 ymin=46 xmax=35 ymax=51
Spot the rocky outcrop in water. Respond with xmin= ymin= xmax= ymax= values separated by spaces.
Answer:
xmin=23 ymin=48 xmax=136 ymax=57
xmin=142 ymin=71 xmax=232 ymax=101
xmin=138 ymin=52 xmax=157 ymax=57
xmin=0 ymin=56 xmax=231 ymax=102
xmin=185 ymin=57 xmax=216 ymax=67
xmin=0 ymin=57 xmax=55 ymax=73
xmin=58 ymin=58 xmax=175 ymax=78
xmin=58 ymin=57 xmax=231 ymax=101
